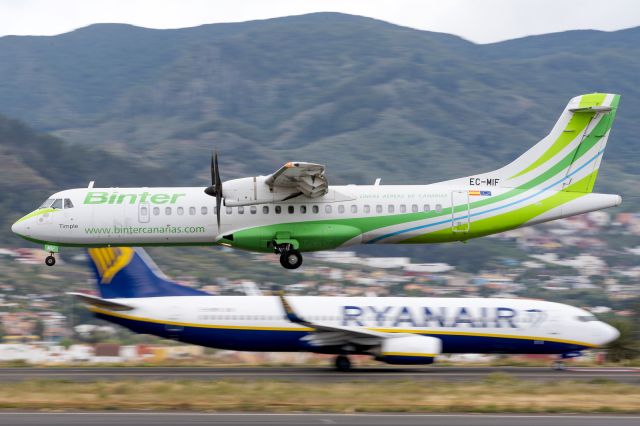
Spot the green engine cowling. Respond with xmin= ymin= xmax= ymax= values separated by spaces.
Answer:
xmin=229 ymin=222 xmax=363 ymax=253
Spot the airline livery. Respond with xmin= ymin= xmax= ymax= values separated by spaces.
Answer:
xmin=12 ymin=93 xmax=622 ymax=268
xmin=72 ymin=247 xmax=619 ymax=371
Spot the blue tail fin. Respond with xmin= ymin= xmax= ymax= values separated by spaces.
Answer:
xmin=87 ymin=247 xmax=210 ymax=299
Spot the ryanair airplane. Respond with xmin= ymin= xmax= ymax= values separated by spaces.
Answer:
xmin=13 ymin=94 xmax=621 ymax=269
xmin=71 ymin=247 xmax=620 ymax=371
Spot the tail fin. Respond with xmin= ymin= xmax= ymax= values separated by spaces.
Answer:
xmin=87 ymin=247 xmax=210 ymax=299
xmin=451 ymin=93 xmax=620 ymax=193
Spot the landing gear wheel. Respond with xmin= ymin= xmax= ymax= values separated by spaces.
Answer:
xmin=552 ymin=360 xmax=566 ymax=371
xmin=279 ymin=250 xmax=303 ymax=269
xmin=45 ymin=255 xmax=56 ymax=266
xmin=334 ymin=355 xmax=352 ymax=372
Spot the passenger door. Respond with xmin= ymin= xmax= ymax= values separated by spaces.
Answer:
xmin=451 ymin=191 xmax=470 ymax=233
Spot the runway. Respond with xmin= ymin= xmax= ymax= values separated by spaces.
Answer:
xmin=0 ymin=366 xmax=638 ymax=383
xmin=0 ymin=413 xmax=639 ymax=426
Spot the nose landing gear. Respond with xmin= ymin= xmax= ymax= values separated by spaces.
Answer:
xmin=43 ymin=244 xmax=59 ymax=267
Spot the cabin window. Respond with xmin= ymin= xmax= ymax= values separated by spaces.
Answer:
xmin=400 ymin=204 xmax=406 ymax=213
xmin=312 ymin=205 xmax=319 ymax=214
xmin=275 ymin=206 xmax=282 ymax=214
xmin=64 ymin=199 xmax=74 ymax=209
xmin=177 ymin=207 xmax=184 ymax=216
xmin=338 ymin=205 xmax=345 ymax=214
xmin=376 ymin=205 xmax=383 ymax=213
xmin=165 ymin=207 xmax=172 ymax=215
xmin=325 ymin=205 xmax=332 ymax=214
xmin=351 ymin=205 xmax=357 ymax=214
xmin=364 ymin=205 xmax=371 ymax=214
xmin=39 ymin=199 xmax=54 ymax=209
xmin=226 ymin=207 xmax=232 ymax=215
xmin=288 ymin=205 xmax=294 ymax=214
xmin=435 ymin=204 xmax=443 ymax=212
xmin=412 ymin=204 xmax=419 ymax=213
xmin=388 ymin=205 xmax=395 ymax=213
xmin=141 ymin=206 xmax=148 ymax=216
xmin=300 ymin=205 xmax=307 ymax=214
xmin=189 ymin=207 xmax=196 ymax=215
xmin=423 ymin=204 xmax=431 ymax=212
xmin=237 ymin=206 xmax=244 ymax=215
xmin=250 ymin=206 xmax=257 ymax=214
xmin=263 ymin=206 xmax=269 ymax=214
xmin=201 ymin=206 xmax=208 ymax=215
xmin=153 ymin=207 xmax=160 ymax=216
xmin=51 ymin=199 xmax=63 ymax=209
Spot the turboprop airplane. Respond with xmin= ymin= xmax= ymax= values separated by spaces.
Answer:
xmin=71 ymin=247 xmax=619 ymax=371
xmin=12 ymin=93 xmax=622 ymax=269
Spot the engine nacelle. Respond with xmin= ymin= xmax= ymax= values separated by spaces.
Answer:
xmin=223 ymin=176 xmax=292 ymax=206
xmin=377 ymin=335 xmax=442 ymax=365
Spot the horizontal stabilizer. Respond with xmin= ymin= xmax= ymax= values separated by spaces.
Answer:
xmin=67 ymin=292 xmax=134 ymax=311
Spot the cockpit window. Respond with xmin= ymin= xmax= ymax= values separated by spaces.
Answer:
xmin=577 ymin=315 xmax=598 ymax=322
xmin=64 ymin=198 xmax=74 ymax=209
xmin=39 ymin=199 xmax=54 ymax=209
xmin=51 ymin=199 xmax=63 ymax=209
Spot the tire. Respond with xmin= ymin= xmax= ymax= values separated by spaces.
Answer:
xmin=45 ymin=256 xmax=56 ymax=266
xmin=334 ymin=355 xmax=352 ymax=372
xmin=279 ymin=250 xmax=303 ymax=269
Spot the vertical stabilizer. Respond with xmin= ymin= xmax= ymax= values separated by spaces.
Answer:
xmin=87 ymin=247 xmax=209 ymax=299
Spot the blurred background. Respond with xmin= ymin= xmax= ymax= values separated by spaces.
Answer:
xmin=0 ymin=8 xmax=639 ymax=367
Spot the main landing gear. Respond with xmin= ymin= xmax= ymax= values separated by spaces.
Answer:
xmin=275 ymin=244 xmax=303 ymax=269
xmin=334 ymin=355 xmax=352 ymax=372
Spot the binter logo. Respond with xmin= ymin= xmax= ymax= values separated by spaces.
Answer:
xmin=84 ymin=191 xmax=186 ymax=205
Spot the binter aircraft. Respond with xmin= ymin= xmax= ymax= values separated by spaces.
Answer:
xmin=72 ymin=247 xmax=619 ymax=371
xmin=12 ymin=93 xmax=622 ymax=269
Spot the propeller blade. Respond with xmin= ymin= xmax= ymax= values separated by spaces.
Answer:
xmin=216 ymin=192 xmax=222 ymax=230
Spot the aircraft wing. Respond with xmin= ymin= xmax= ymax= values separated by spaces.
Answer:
xmin=265 ymin=162 xmax=328 ymax=199
xmin=278 ymin=293 xmax=388 ymax=347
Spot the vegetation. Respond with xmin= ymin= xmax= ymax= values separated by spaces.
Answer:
xmin=0 ymin=376 xmax=638 ymax=412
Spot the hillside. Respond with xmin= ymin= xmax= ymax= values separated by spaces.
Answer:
xmin=0 ymin=115 xmax=165 ymax=244
xmin=0 ymin=13 xmax=638 ymax=197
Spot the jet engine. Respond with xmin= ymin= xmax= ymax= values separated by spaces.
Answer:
xmin=377 ymin=335 xmax=442 ymax=365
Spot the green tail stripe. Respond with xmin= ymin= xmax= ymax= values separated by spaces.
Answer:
xmin=510 ymin=93 xmax=607 ymax=179
xmin=401 ymin=171 xmax=595 ymax=244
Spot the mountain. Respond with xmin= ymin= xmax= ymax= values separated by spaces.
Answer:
xmin=0 ymin=115 xmax=166 ymax=243
xmin=0 ymin=13 xmax=638 ymax=243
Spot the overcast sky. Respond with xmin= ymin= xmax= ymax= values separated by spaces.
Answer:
xmin=1 ymin=0 xmax=639 ymax=43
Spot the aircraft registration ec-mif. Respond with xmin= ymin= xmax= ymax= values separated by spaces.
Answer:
xmin=12 ymin=93 xmax=622 ymax=268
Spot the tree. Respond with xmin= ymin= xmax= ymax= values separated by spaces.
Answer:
xmin=606 ymin=319 xmax=640 ymax=362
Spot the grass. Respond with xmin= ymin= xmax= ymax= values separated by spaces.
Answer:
xmin=0 ymin=375 xmax=639 ymax=413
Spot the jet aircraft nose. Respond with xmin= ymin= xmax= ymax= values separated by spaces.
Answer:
xmin=594 ymin=321 xmax=620 ymax=346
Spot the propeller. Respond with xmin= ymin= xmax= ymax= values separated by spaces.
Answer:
xmin=204 ymin=151 xmax=223 ymax=229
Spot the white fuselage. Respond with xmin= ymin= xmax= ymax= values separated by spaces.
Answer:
xmin=89 ymin=295 xmax=618 ymax=354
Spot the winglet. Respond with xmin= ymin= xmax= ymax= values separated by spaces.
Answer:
xmin=277 ymin=291 xmax=307 ymax=325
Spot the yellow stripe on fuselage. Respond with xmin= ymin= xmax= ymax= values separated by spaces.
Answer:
xmin=87 ymin=306 xmax=598 ymax=348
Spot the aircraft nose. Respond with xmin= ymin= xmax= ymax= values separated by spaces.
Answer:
xmin=597 ymin=322 xmax=620 ymax=346
xmin=11 ymin=219 xmax=24 ymax=236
